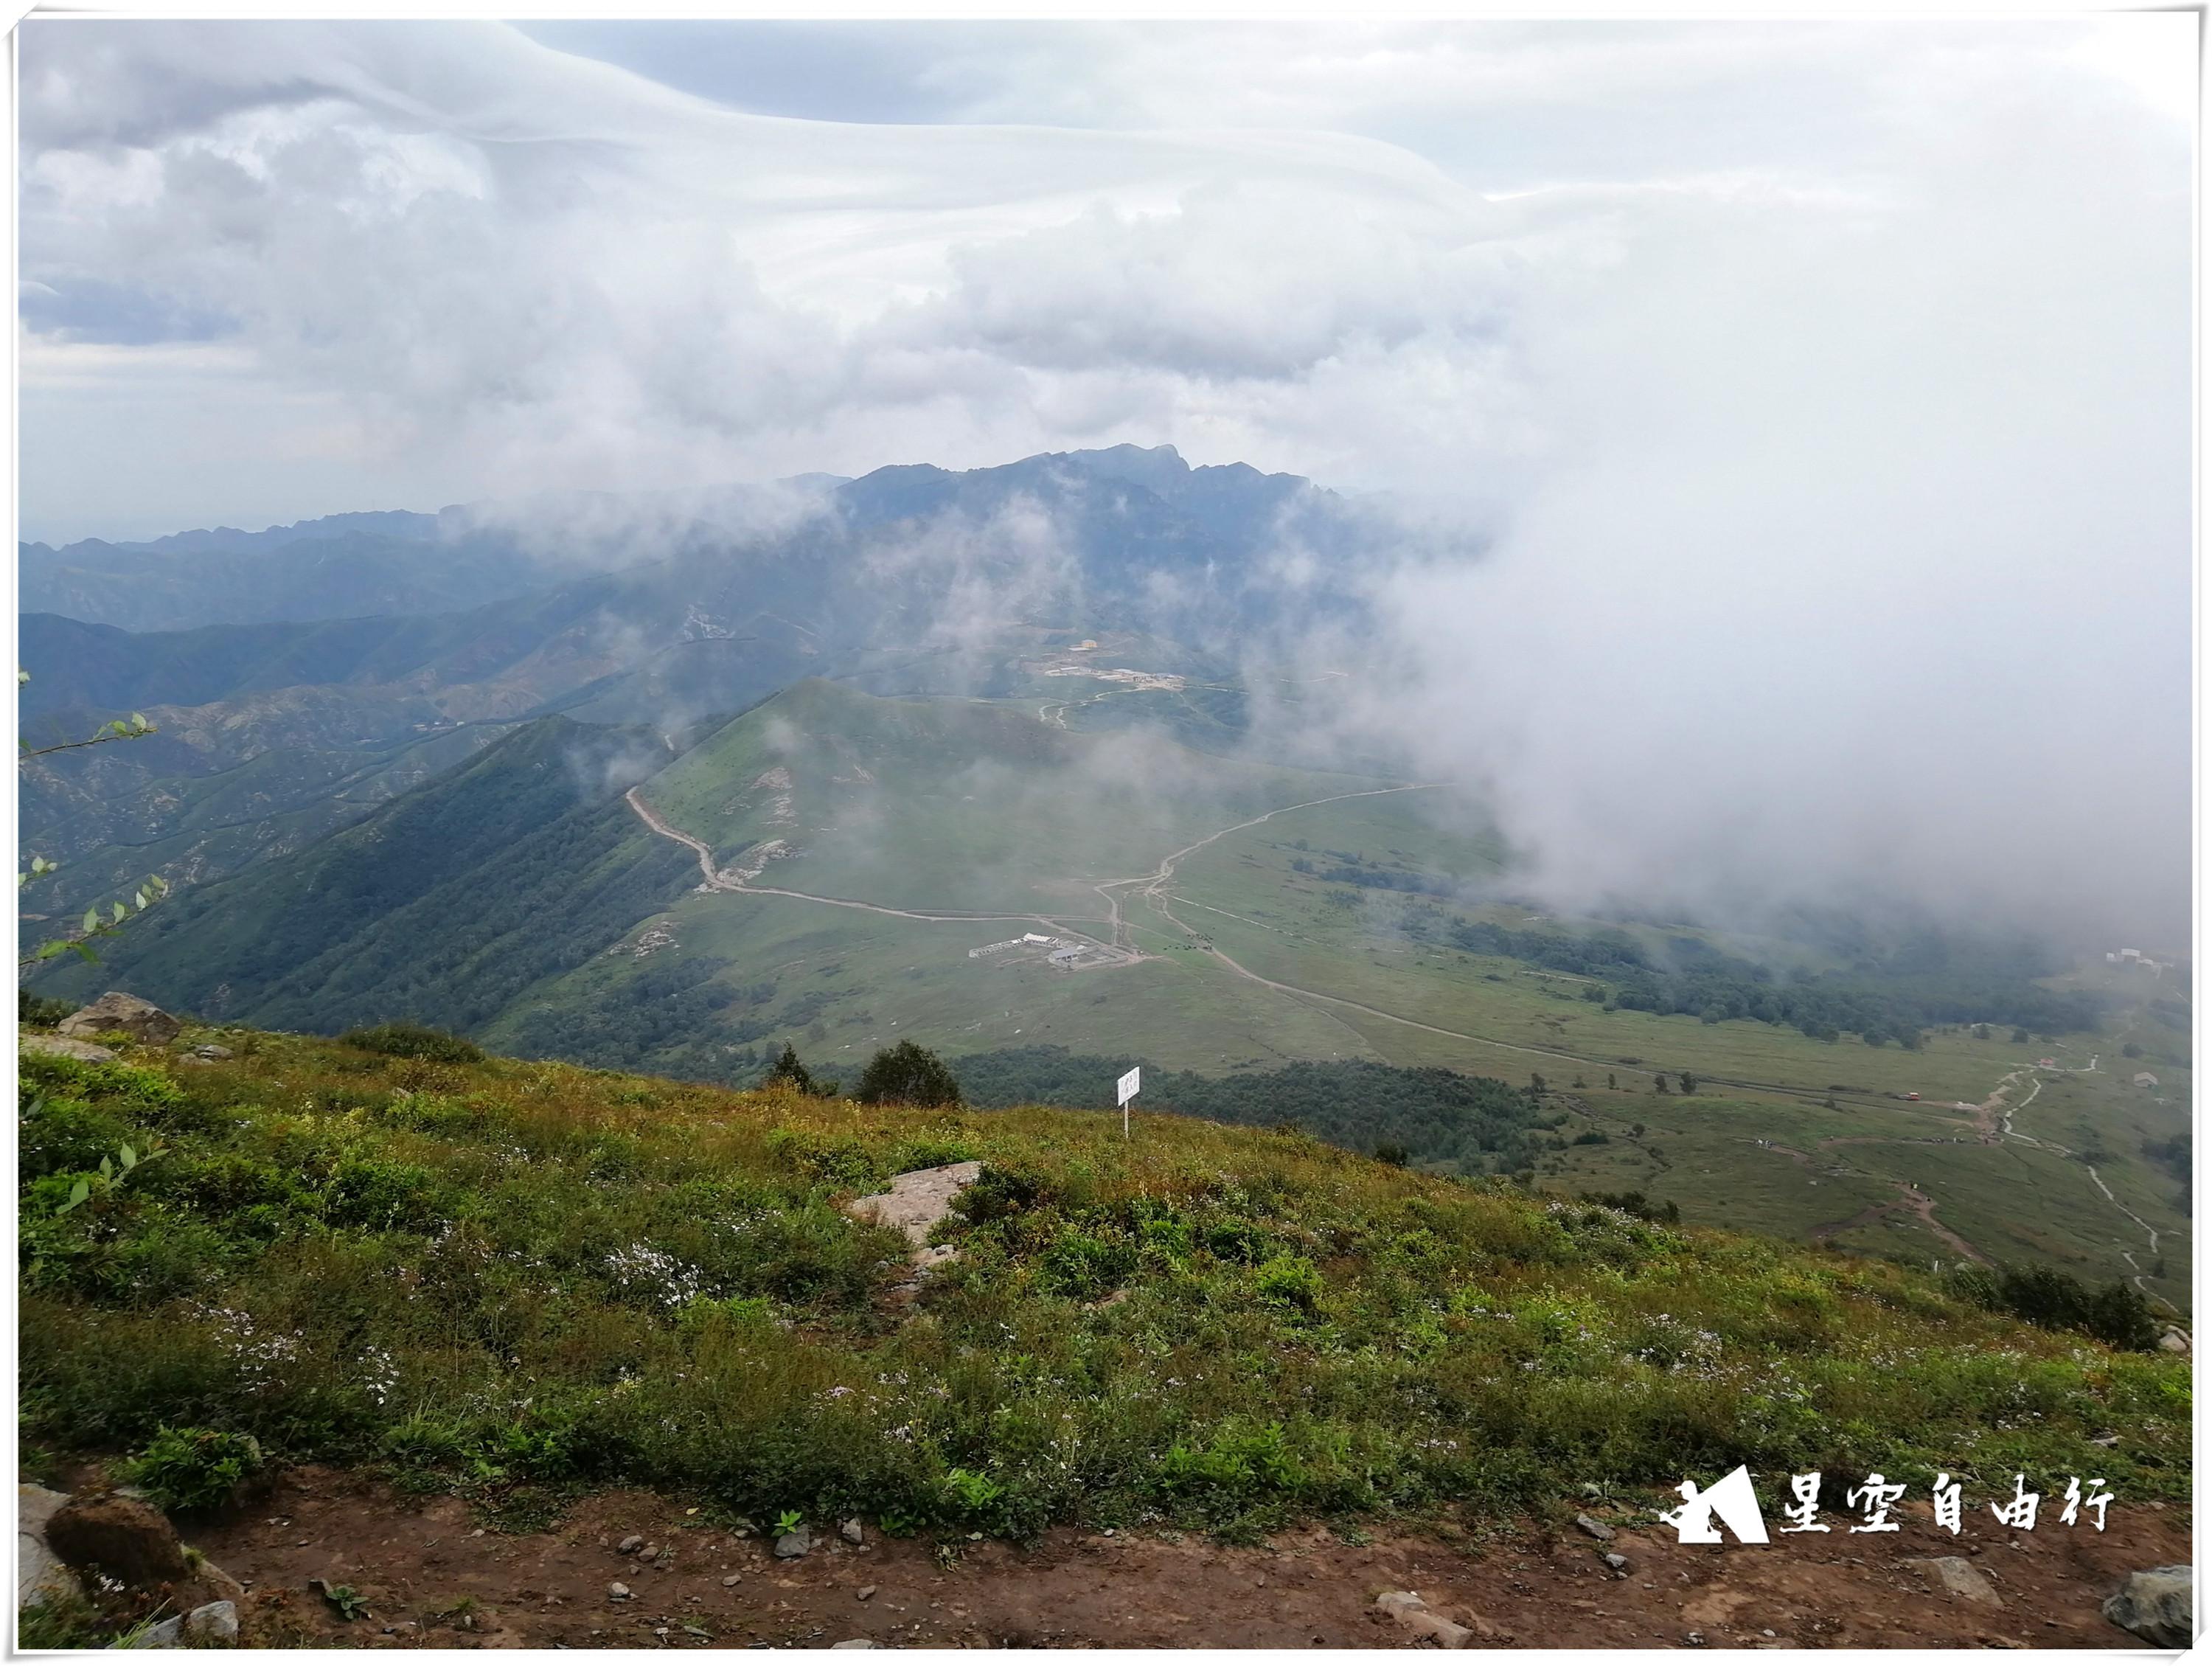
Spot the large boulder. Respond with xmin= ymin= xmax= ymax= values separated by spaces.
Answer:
xmin=58 ymin=993 xmax=181 ymax=1047
xmin=18 ymin=1484 xmax=82 ymax=1611
xmin=2102 ymin=1566 xmax=2192 ymax=1648
xmin=44 ymin=1490 xmax=189 ymax=1590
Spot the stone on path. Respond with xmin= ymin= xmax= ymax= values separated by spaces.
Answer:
xmin=774 ymin=1529 xmax=813 ymax=1560
xmin=1573 ymin=1513 xmax=1616 ymax=1542
xmin=2101 ymin=1566 xmax=2191 ymax=1648
xmin=18 ymin=1484 xmax=82 ymax=1611
xmin=1907 ymin=1556 xmax=2004 ymax=1610
xmin=844 ymin=1162 xmax=983 ymax=1268
xmin=1375 ymin=1590 xmax=1472 ymax=1647
xmin=186 ymin=1600 xmax=240 ymax=1642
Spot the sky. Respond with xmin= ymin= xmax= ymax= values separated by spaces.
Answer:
xmin=14 ymin=17 xmax=2197 ymax=941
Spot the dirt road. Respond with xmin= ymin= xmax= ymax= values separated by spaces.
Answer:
xmin=193 ymin=1468 xmax=2185 ymax=1651
xmin=623 ymin=787 xmax=1123 ymax=951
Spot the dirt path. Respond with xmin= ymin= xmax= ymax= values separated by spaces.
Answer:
xmin=190 ymin=1469 xmax=2185 ymax=1651
xmin=623 ymin=787 xmax=1122 ymax=951
xmin=1089 ymin=782 xmax=1439 ymax=954
xmin=1809 ymin=1182 xmax=1991 ymax=1266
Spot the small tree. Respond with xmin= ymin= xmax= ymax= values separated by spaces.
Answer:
xmin=854 ymin=1039 xmax=961 ymax=1108
xmin=1678 ymin=1072 xmax=1699 ymax=1096
xmin=1373 ymin=1141 xmax=1410 ymax=1167
xmin=767 ymin=1043 xmax=835 ymax=1097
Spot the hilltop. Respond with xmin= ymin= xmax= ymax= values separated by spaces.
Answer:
xmin=16 ymin=1023 xmax=2189 ymax=1646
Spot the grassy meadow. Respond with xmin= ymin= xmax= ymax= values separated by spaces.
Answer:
xmin=19 ymin=1029 xmax=2189 ymax=1562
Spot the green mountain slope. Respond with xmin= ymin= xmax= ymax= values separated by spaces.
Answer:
xmin=38 ymin=717 xmax=698 ymax=1032
xmin=18 ymin=1030 xmax=2188 ymax=1572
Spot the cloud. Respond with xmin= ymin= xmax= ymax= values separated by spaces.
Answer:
xmin=15 ymin=18 xmax=2191 ymax=945
xmin=1299 ymin=58 xmax=2191 ymax=945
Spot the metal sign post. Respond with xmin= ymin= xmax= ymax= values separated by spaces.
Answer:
xmin=1116 ymin=1066 xmax=1140 ymax=1140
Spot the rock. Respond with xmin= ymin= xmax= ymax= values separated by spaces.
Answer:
xmin=2088 ymin=1432 xmax=2121 ymax=1448
xmin=192 ymin=1044 xmax=234 ymax=1061
xmin=46 ymin=1490 xmax=189 ymax=1590
xmin=1375 ymin=1591 xmax=1472 ymax=1647
xmin=608 ymin=1582 xmax=632 ymax=1601
xmin=721 ymin=1575 xmax=741 ymax=1587
xmin=857 ymin=1586 xmax=876 ymax=1602
xmin=18 ymin=1484 xmax=83 ymax=1611
xmin=125 ymin=1614 xmax=184 ymax=1648
xmin=832 ymin=1640 xmax=877 ymax=1649
xmin=20 ymin=1032 xmax=119 ymax=1063
xmin=841 ymin=1518 xmax=864 ymax=1546
xmin=1573 ymin=1513 xmax=1616 ymax=1542
xmin=844 ymin=1162 xmax=984 ymax=1272
xmin=2102 ymin=1566 xmax=2192 ymax=1648
xmin=641 ymin=1542 xmax=659 ymax=1560
xmin=58 ymin=992 xmax=181 ymax=1046
xmin=618 ymin=1535 xmax=644 ymax=1554
xmin=1604 ymin=1552 xmax=1630 ymax=1572
xmin=2157 ymin=1327 xmax=2191 ymax=1355
xmin=186 ymin=1600 xmax=239 ymax=1642
xmin=773 ymin=1530 xmax=813 ymax=1560
xmin=1908 ymin=1555 xmax=2004 ymax=1610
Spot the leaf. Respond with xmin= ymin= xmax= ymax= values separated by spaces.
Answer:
xmin=99 ymin=1156 xmax=113 ymax=1179
xmin=82 ymin=908 xmax=99 ymax=934
xmin=133 ymin=892 xmax=148 ymax=910
xmin=119 ymin=1144 xmax=137 ymax=1170
xmin=111 ymin=900 xmax=128 ymax=923
xmin=60 ymin=1178 xmax=89 ymax=1214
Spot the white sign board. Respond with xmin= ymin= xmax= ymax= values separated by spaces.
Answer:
xmin=1116 ymin=1066 xmax=1141 ymax=1106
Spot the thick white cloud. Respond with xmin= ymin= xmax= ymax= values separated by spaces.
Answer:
xmin=15 ymin=17 xmax=2194 ymax=942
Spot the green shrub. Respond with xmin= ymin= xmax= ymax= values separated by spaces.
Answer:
xmin=764 ymin=1129 xmax=879 ymax=1193
xmin=1037 ymin=1230 xmax=1135 ymax=1300
xmin=853 ymin=1041 xmax=961 ymax=1108
xmin=1253 ymin=1254 xmax=1323 ymax=1312
xmin=18 ymin=990 xmax=75 ymax=1030
xmin=1950 ymin=1263 xmax=2160 ymax=1352
xmin=124 ymin=1426 xmax=265 ymax=1513
xmin=340 ymin=1024 xmax=484 ymax=1064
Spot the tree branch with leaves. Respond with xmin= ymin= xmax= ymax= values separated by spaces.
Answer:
xmin=17 ymin=670 xmax=170 ymax=971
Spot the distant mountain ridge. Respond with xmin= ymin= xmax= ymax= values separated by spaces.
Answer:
xmin=18 ymin=443 xmax=1374 ymax=939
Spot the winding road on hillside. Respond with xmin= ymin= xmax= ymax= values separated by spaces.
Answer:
xmin=624 ymin=786 xmax=1123 ymax=951
xmin=630 ymin=780 xmax=2186 ymax=1308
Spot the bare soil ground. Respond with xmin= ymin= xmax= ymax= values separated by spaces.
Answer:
xmin=187 ymin=1468 xmax=2187 ymax=1648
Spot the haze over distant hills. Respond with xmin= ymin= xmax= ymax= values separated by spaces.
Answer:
xmin=19 ymin=445 xmax=1380 ymax=927
xmin=19 ymin=440 xmax=2197 ymax=1310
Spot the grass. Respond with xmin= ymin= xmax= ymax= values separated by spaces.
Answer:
xmin=476 ymin=761 xmax=2192 ymax=1306
xmin=18 ymin=1028 xmax=2190 ymax=1562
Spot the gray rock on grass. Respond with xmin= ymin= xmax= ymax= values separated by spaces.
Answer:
xmin=58 ymin=992 xmax=181 ymax=1045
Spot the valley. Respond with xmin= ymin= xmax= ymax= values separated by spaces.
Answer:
xmin=19 ymin=448 xmax=2192 ymax=1321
